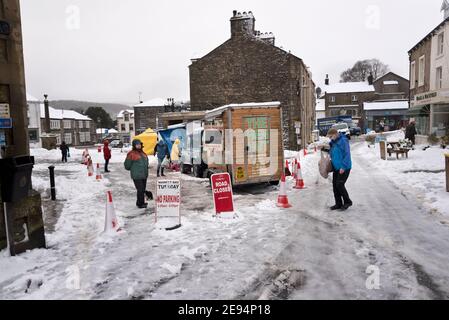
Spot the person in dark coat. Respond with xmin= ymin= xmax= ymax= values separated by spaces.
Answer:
xmin=328 ymin=128 xmax=353 ymax=211
xmin=405 ymin=121 xmax=417 ymax=146
xmin=154 ymin=139 xmax=169 ymax=177
xmin=124 ymin=139 xmax=152 ymax=209
xmin=60 ymin=141 xmax=69 ymax=163
xmin=103 ymin=140 xmax=111 ymax=173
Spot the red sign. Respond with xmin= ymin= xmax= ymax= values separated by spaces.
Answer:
xmin=211 ymin=173 xmax=234 ymax=214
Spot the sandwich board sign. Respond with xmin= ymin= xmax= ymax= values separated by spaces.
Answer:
xmin=211 ymin=173 xmax=234 ymax=216
xmin=155 ymin=180 xmax=181 ymax=229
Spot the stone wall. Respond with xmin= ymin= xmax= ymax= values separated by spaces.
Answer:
xmin=134 ymin=106 xmax=165 ymax=134
xmin=189 ymin=36 xmax=315 ymax=149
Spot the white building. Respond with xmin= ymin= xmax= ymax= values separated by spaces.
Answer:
xmin=116 ymin=109 xmax=135 ymax=142
xmin=27 ymin=94 xmax=95 ymax=147
xmin=315 ymin=98 xmax=326 ymax=125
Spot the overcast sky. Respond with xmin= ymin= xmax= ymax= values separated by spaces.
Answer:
xmin=21 ymin=0 xmax=445 ymax=105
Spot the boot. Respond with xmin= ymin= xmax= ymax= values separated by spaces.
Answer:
xmin=161 ymin=168 xmax=166 ymax=177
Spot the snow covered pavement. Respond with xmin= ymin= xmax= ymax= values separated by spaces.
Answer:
xmin=1 ymin=144 xmax=449 ymax=300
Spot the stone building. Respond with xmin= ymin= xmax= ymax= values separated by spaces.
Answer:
xmin=116 ymin=109 xmax=135 ymax=143
xmin=1 ymin=0 xmax=45 ymax=254
xmin=189 ymin=11 xmax=316 ymax=149
xmin=133 ymin=98 xmax=167 ymax=134
xmin=408 ymin=1 xmax=449 ymax=143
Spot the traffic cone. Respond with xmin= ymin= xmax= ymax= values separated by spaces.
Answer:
xmin=293 ymin=162 xmax=305 ymax=189
xmin=314 ymin=145 xmax=317 ymax=153
xmin=276 ymin=174 xmax=292 ymax=208
xmin=87 ymin=158 xmax=94 ymax=177
xmin=285 ymin=160 xmax=291 ymax=177
xmin=98 ymin=146 xmax=102 ymax=153
xmin=104 ymin=191 xmax=120 ymax=232
xmin=96 ymin=163 xmax=102 ymax=181
xmin=303 ymin=148 xmax=308 ymax=157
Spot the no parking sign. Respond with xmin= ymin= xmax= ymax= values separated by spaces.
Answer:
xmin=155 ymin=180 xmax=181 ymax=228
xmin=211 ymin=173 xmax=234 ymax=215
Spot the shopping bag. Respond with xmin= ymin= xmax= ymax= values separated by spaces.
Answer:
xmin=161 ymin=157 xmax=170 ymax=169
xmin=319 ymin=152 xmax=332 ymax=179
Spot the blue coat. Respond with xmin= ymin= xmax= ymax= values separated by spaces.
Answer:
xmin=154 ymin=141 xmax=169 ymax=160
xmin=330 ymin=134 xmax=352 ymax=171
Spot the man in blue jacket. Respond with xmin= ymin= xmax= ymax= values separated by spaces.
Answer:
xmin=328 ymin=128 xmax=353 ymax=211
xmin=154 ymin=139 xmax=169 ymax=177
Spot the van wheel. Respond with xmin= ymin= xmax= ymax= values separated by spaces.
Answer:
xmin=193 ymin=165 xmax=203 ymax=178
xmin=269 ymin=180 xmax=280 ymax=186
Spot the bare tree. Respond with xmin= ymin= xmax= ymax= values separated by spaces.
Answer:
xmin=340 ymin=59 xmax=389 ymax=82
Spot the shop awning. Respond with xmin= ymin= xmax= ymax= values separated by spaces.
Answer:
xmin=408 ymin=105 xmax=430 ymax=117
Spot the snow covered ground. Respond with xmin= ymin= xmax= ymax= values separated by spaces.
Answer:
xmin=1 ymin=142 xmax=449 ymax=300
xmin=353 ymin=130 xmax=449 ymax=219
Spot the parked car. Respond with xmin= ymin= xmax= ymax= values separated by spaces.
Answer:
xmin=331 ymin=123 xmax=351 ymax=139
xmin=109 ymin=140 xmax=123 ymax=148
xmin=348 ymin=122 xmax=361 ymax=136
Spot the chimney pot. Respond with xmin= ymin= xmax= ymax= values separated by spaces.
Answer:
xmin=233 ymin=10 xmax=237 ymax=17
xmin=325 ymin=74 xmax=330 ymax=86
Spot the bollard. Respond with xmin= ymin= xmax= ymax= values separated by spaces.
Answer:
xmin=48 ymin=165 xmax=56 ymax=201
xmin=446 ymin=154 xmax=449 ymax=193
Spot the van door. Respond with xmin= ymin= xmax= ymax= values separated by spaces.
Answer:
xmin=244 ymin=116 xmax=271 ymax=180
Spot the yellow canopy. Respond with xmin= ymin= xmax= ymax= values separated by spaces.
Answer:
xmin=133 ymin=128 xmax=158 ymax=155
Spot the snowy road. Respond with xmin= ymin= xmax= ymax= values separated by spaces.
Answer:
xmin=1 ymin=144 xmax=448 ymax=300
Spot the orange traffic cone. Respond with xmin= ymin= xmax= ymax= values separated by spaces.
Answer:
xmin=293 ymin=162 xmax=305 ymax=189
xmin=104 ymin=191 xmax=120 ymax=232
xmin=285 ymin=160 xmax=291 ymax=177
xmin=277 ymin=174 xmax=292 ymax=208
xmin=96 ymin=163 xmax=102 ymax=181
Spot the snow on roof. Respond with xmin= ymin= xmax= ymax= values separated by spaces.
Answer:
xmin=323 ymin=82 xmax=375 ymax=94
xmin=96 ymin=128 xmax=118 ymax=134
xmin=384 ymin=81 xmax=399 ymax=85
xmin=316 ymin=99 xmax=326 ymax=111
xmin=117 ymin=109 xmax=134 ymax=118
xmin=27 ymin=93 xmax=39 ymax=102
xmin=205 ymin=102 xmax=281 ymax=120
xmin=134 ymin=98 xmax=167 ymax=108
xmin=39 ymin=104 xmax=91 ymax=120
xmin=363 ymin=100 xmax=409 ymax=111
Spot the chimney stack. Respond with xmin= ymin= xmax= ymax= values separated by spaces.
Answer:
xmin=230 ymin=10 xmax=256 ymax=38
xmin=368 ymin=72 xmax=374 ymax=85
xmin=325 ymin=74 xmax=329 ymax=86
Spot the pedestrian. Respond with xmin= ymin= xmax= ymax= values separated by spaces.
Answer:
xmin=327 ymin=128 xmax=353 ymax=211
xmin=124 ymin=139 xmax=152 ymax=209
xmin=379 ymin=121 xmax=385 ymax=133
xmin=60 ymin=141 xmax=69 ymax=163
xmin=170 ymin=138 xmax=181 ymax=171
xmin=154 ymin=139 xmax=169 ymax=177
xmin=405 ymin=120 xmax=417 ymax=147
xmin=103 ymin=139 xmax=111 ymax=173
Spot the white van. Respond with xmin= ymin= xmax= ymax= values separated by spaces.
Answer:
xmin=331 ymin=123 xmax=351 ymax=139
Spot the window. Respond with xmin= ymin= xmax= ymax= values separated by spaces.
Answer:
xmin=63 ymin=120 xmax=72 ymax=129
xmin=436 ymin=67 xmax=443 ymax=90
xmin=330 ymin=96 xmax=336 ymax=103
xmin=84 ymin=132 xmax=90 ymax=142
xmin=64 ymin=133 xmax=72 ymax=144
xmin=410 ymin=61 xmax=416 ymax=89
xmin=78 ymin=120 xmax=83 ymax=129
xmin=85 ymin=121 xmax=90 ymax=129
xmin=50 ymin=120 xmax=60 ymax=129
xmin=79 ymin=132 xmax=85 ymax=143
xmin=0 ymin=0 xmax=4 ymax=18
xmin=129 ymin=124 xmax=134 ymax=131
xmin=418 ymin=55 xmax=425 ymax=87
xmin=121 ymin=124 xmax=126 ymax=131
xmin=56 ymin=134 xmax=61 ymax=145
xmin=124 ymin=113 xmax=129 ymax=122
xmin=352 ymin=95 xmax=358 ymax=102
xmin=438 ymin=33 xmax=444 ymax=56
xmin=28 ymin=129 xmax=38 ymax=142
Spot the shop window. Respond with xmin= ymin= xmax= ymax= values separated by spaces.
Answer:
xmin=432 ymin=105 xmax=449 ymax=137
xmin=28 ymin=129 xmax=38 ymax=142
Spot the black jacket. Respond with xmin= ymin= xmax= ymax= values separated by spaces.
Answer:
xmin=405 ymin=124 xmax=417 ymax=138
xmin=60 ymin=144 xmax=69 ymax=154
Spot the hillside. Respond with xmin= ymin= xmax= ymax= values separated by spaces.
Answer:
xmin=50 ymin=100 xmax=133 ymax=118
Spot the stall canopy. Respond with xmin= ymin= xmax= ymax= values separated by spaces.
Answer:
xmin=133 ymin=128 xmax=158 ymax=155
xmin=158 ymin=125 xmax=187 ymax=154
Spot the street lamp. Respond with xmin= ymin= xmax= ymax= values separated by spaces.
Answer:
xmin=43 ymin=94 xmax=50 ymax=133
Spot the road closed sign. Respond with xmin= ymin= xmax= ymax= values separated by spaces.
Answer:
xmin=156 ymin=180 xmax=181 ymax=228
xmin=211 ymin=173 xmax=234 ymax=215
